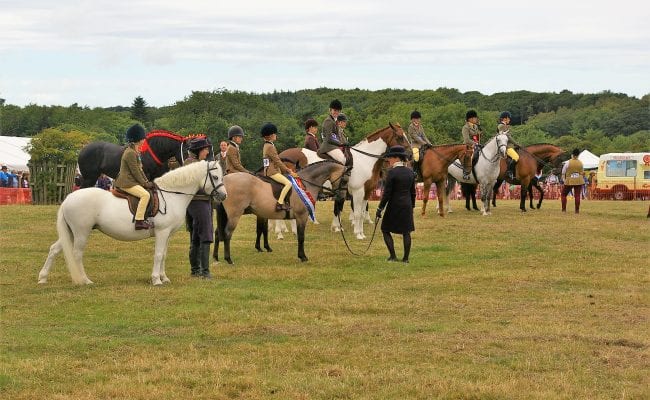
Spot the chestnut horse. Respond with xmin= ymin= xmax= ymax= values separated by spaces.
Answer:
xmin=419 ymin=144 xmax=468 ymax=217
xmin=492 ymin=144 xmax=565 ymax=211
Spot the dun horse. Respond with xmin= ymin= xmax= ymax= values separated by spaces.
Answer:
xmin=214 ymin=161 xmax=349 ymax=264
xmin=77 ymin=130 xmax=210 ymax=188
xmin=447 ymin=133 xmax=509 ymax=215
xmin=38 ymin=161 xmax=227 ymax=286
xmin=276 ymin=123 xmax=408 ymax=239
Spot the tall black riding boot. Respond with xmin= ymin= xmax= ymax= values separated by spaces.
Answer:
xmin=382 ymin=231 xmax=397 ymax=261
xmin=199 ymin=242 xmax=212 ymax=280
xmin=189 ymin=241 xmax=200 ymax=276
xmin=507 ymin=158 xmax=517 ymax=180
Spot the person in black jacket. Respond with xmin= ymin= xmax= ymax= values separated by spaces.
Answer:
xmin=376 ymin=146 xmax=416 ymax=263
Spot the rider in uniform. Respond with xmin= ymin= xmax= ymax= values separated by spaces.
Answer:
xmin=303 ymin=118 xmax=320 ymax=152
xmin=185 ymin=137 xmax=214 ymax=279
xmin=498 ymin=111 xmax=519 ymax=180
xmin=461 ymin=110 xmax=483 ymax=180
xmin=225 ymin=125 xmax=249 ymax=174
xmin=318 ymin=99 xmax=348 ymax=165
xmin=262 ymin=123 xmax=299 ymax=211
xmin=114 ymin=124 xmax=155 ymax=230
xmin=407 ymin=110 xmax=432 ymax=177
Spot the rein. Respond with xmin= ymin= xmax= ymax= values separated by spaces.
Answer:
xmin=336 ymin=214 xmax=380 ymax=256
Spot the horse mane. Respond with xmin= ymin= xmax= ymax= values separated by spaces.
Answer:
xmin=147 ymin=130 xmax=185 ymax=142
xmin=154 ymin=160 xmax=208 ymax=188
xmin=364 ymin=123 xmax=401 ymax=141
xmin=431 ymin=143 xmax=465 ymax=148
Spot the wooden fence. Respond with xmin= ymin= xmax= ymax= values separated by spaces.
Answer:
xmin=29 ymin=162 xmax=76 ymax=205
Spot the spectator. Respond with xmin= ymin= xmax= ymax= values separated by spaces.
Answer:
xmin=561 ymin=148 xmax=585 ymax=213
xmin=0 ymin=165 xmax=8 ymax=187
xmin=95 ymin=174 xmax=112 ymax=190
xmin=19 ymin=171 xmax=30 ymax=188
xmin=7 ymin=169 xmax=18 ymax=188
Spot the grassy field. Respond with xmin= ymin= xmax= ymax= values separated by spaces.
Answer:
xmin=0 ymin=199 xmax=648 ymax=399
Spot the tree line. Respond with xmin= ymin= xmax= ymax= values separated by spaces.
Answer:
xmin=2 ymin=88 xmax=649 ymax=170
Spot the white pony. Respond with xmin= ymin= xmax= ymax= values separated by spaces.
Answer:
xmin=446 ymin=133 xmax=508 ymax=216
xmin=38 ymin=160 xmax=227 ymax=286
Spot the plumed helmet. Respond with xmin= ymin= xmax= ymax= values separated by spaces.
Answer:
xmin=499 ymin=111 xmax=512 ymax=120
xmin=304 ymin=118 xmax=318 ymax=131
xmin=228 ymin=125 xmax=245 ymax=139
xmin=384 ymin=145 xmax=408 ymax=160
xmin=125 ymin=124 xmax=146 ymax=142
xmin=410 ymin=110 xmax=422 ymax=119
xmin=329 ymin=99 xmax=342 ymax=110
xmin=572 ymin=148 xmax=580 ymax=157
xmin=336 ymin=113 xmax=347 ymax=122
xmin=465 ymin=110 xmax=478 ymax=121
xmin=189 ymin=137 xmax=211 ymax=152
xmin=261 ymin=123 xmax=278 ymax=137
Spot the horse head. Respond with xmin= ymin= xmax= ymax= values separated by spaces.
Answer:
xmin=205 ymin=161 xmax=227 ymax=201
xmin=387 ymin=122 xmax=410 ymax=149
xmin=495 ymin=133 xmax=509 ymax=158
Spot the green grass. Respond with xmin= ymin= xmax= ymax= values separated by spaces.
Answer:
xmin=0 ymin=200 xmax=648 ymax=399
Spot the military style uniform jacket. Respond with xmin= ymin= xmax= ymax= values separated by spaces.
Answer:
xmin=563 ymin=158 xmax=585 ymax=186
xmin=185 ymin=155 xmax=210 ymax=201
xmin=378 ymin=163 xmax=416 ymax=234
xmin=114 ymin=146 xmax=150 ymax=189
xmin=321 ymin=114 xmax=337 ymax=142
xmin=407 ymin=122 xmax=430 ymax=148
xmin=498 ymin=123 xmax=515 ymax=149
xmin=225 ymin=141 xmax=247 ymax=174
xmin=462 ymin=122 xmax=482 ymax=146
xmin=318 ymin=121 xmax=346 ymax=156
xmin=304 ymin=133 xmax=320 ymax=152
xmin=263 ymin=141 xmax=291 ymax=176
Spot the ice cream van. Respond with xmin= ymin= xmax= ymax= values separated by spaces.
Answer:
xmin=594 ymin=152 xmax=650 ymax=200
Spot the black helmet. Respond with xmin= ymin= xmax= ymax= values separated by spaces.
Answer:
xmin=189 ymin=137 xmax=211 ymax=152
xmin=384 ymin=145 xmax=408 ymax=161
xmin=228 ymin=125 xmax=245 ymax=139
xmin=499 ymin=111 xmax=512 ymax=120
xmin=261 ymin=123 xmax=278 ymax=137
xmin=304 ymin=118 xmax=318 ymax=131
xmin=329 ymin=99 xmax=342 ymax=110
xmin=125 ymin=124 xmax=146 ymax=142
xmin=336 ymin=113 xmax=347 ymax=122
xmin=465 ymin=110 xmax=478 ymax=121
xmin=410 ymin=110 xmax=421 ymax=119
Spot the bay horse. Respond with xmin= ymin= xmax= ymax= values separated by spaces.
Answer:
xmin=77 ymin=130 xmax=211 ymax=188
xmin=276 ymin=123 xmax=408 ymax=239
xmin=214 ymin=161 xmax=349 ymax=264
xmin=418 ymin=144 xmax=467 ymax=217
xmin=38 ymin=161 xmax=227 ymax=286
xmin=491 ymin=144 xmax=565 ymax=211
xmin=447 ymin=133 xmax=509 ymax=216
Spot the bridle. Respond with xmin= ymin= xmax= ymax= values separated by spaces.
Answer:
xmin=479 ymin=134 xmax=508 ymax=164
xmin=349 ymin=125 xmax=408 ymax=159
xmin=155 ymin=162 xmax=226 ymax=214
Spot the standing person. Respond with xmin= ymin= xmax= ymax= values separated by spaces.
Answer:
xmin=303 ymin=118 xmax=320 ymax=152
xmin=407 ymin=110 xmax=432 ymax=176
xmin=19 ymin=171 xmax=30 ymax=188
xmin=114 ymin=124 xmax=155 ymax=230
xmin=498 ymin=111 xmax=519 ymax=180
xmin=261 ymin=123 xmax=298 ymax=211
xmin=375 ymin=146 xmax=416 ymax=263
xmin=216 ymin=140 xmax=228 ymax=173
xmin=0 ymin=165 xmax=8 ymax=187
xmin=561 ymin=148 xmax=585 ymax=214
xmin=461 ymin=110 xmax=483 ymax=180
xmin=185 ymin=137 xmax=214 ymax=278
xmin=225 ymin=125 xmax=249 ymax=174
xmin=95 ymin=173 xmax=112 ymax=190
xmin=321 ymin=99 xmax=342 ymax=142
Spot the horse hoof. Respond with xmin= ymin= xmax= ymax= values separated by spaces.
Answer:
xmin=226 ymin=258 xmax=234 ymax=265
xmin=537 ymin=205 xmax=541 ymax=209
xmin=38 ymin=278 xmax=47 ymax=284
xmin=521 ymin=209 xmax=527 ymax=213
xmin=161 ymin=276 xmax=171 ymax=284
xmin=265 ymin=247 xmax=273 ymax=252
xmin=255 ymin=247 xmax=263 ymax=252
xmin=152 ymin=278 xmax=163 ymax=286
xmin=299 ymin=256 xmax=308 ymax=262
xmin=473 ymin=207 xmax=480 ymax=211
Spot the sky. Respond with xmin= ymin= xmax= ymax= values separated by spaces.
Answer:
xmin=1 ymin=0 xmax=649 ymax=107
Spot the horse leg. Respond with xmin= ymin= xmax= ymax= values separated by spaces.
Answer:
xmin=158 ymin=233 xmax=172 ymax=284
xmin=479 ymin=184 xmax=490 ymax=216
xmin=529 ymin=184 xmax=535 ymax=209
xmin=290 ymin=219 xmax=297 ymax=235
xmin=520 ymin=179 xmax=530 ymax=212
xmin=331 ymin=215 xmax=342 ymax=232
xmin=297 ymin=220 xmax=308 ymax=262
xmin=471 ymin=186 xmax=479 ymax=210
xmin=422 ymin=178 xmax=432 ymax=216
xmin=492 ymin=179 xmax=502 ymax=207
xmin=223 ymin=214 xmax=242 ymax=265
xmin=38 ymin=240 xmax=62 ymax=284
xmin=260 ymin=217 xmax=272 ymax=252
xmin=352 ymin=192 xmax=366 ymax=240
xmin=435 ymin=180 xmax=446 ymax=217
xmin=536 ymin=182 xmax=544 ymax=209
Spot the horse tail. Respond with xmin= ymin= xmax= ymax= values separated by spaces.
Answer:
xmin=56 ymin=207 xmax=85 ymax=284
xmin=446 ymin=174 xmax=457 ymax=197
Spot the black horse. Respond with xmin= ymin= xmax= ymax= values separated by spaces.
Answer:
xmin=77 ymin=130 xmax=212 ymax=187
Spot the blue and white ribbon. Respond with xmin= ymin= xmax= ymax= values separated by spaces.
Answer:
xmin=288 ymin=176 xmax=316 ymax=222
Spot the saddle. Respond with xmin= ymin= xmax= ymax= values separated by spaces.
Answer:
xmin=111 ymin=187 xmax=160 ymax=220
xmin=317 ymin=147 xmax=353 ymax=167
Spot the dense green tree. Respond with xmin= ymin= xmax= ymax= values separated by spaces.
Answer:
xmin=130 ymin=96 xmax=149 ymax=125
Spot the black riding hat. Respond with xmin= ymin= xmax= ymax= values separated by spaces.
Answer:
xmin=189 ymin=137 xmax=211 ymax=152
xmin=466 ymin=110 xmax=478 ymax=121
xmin=337 ymin=113 xmax=347 ymax=122
xmin=410 ymin=110 xmax=421 ymax=119
xmin=228 ymin=125 xmax=245 ymax=139
xmin=329 ymin=99 xmax=342 ymax=110
xmin=261 ymin=123 xmax=278 ymax=137
xmin=125 ymin=124 xmax=146 ymax=143
xmin=384 ymin=145 xmax=408 ymax=160
xmin=499 ymin=111 xmax=512 ymax=120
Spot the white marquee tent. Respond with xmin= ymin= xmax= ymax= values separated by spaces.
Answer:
xmin=579 ymin=149 xmax=600 ymax=169
xmin=0 ymin=136 xmax=31 ymax=171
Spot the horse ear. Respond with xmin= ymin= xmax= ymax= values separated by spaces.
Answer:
xmin=389 ymin=122 xmax=395 ymax=130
